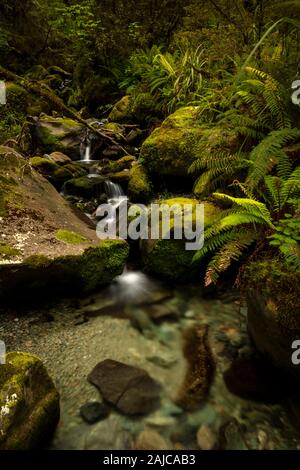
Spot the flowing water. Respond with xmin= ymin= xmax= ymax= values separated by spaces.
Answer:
xmin=14 ymin=153 xmax=299 ymax=450
xmin=83 ymin=144 xmax=91 ymax=162
xmin=1 ymin=277 xmax=300 ymax=450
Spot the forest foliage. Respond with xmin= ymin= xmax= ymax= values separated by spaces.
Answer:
xmin=0 ymin=0 xmax=300 ymax=283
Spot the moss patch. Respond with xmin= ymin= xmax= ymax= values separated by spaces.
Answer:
xmin=140 ymin=106 xmax=205 ymax=177
xmin=141 ymin=198 xmax=221 ymax=282
xmin=64 ymin=175 xmax=105 ymax=198
xmin=0 ymin=240 xmax=129 ymax=304
xmin=244 ymin=260 xmax=300 ymax=331
xmin=0 ymin=352 xmax=59 ymax=450
xmin=29 ymin=157 xmax=59 ymax=173
xmin=128 ymin=163 xmax=151 ymax=203
xmin=0 ymin=243 xmax=20 ymax=259
xmin=108 ymin=96 xmax=131 ymax=123
xmin=55 ymin=229 xmax=89 ymax=245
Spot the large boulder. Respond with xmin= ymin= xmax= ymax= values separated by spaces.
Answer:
xmin=63 ymin=175 xmax=106 ymax=198
xmin=29 ymin=156 xmax=88 ymax=189
xmin=245 ymin=260 xmax=300 ymax=381
xmin=0 ymin=352 xmax=59 ymax=449
xmin=140 ymin=106 xmax=203 ymax=177
xmin=32 ymin=115 xmax=85 ymax=159
xmin=0 ymin=146 xmax=129 ymax=303
xmin=141 ymin=197 xmax=221 ymax=282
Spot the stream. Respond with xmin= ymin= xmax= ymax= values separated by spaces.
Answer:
xmin=1 ymin=145 xmax=299 ymax=450
xmin=1 ymin=275 xmax=299 ymax=450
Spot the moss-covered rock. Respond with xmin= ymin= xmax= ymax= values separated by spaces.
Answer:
xmin=108 ymin=96 xmax=132 ymax=123
xmin=55 ymin=229 xmax=89 ymax=245
xmin=0 ymin=243 xmax=21 ymax=261
xmin=140 ymin=106 xmax=204 ymax=177
xmin=0 ymin=352 xmax=59 ymax=450
xmin=30 ymin=156 xmax=60 ymax=174
xmin=48 ymin=152 xmax=72 ymax=166
xmin=29 ymin=156 xmax=87 ymax=188
xmin=0 ymin=83 xmax=29 ymax=119
xmin=109 ymin=170 xmax=131 ymax=184
xmin=0 ymin=146 xmax=27 ymax=217
xmin=100 ymin=155 xmax=135 ymax=175
xmin=128 ymin=163 xmax=151 ymax=203
xmin=130 ymin=92 xmax=161 ymax=124
xmin=64 ymin=175 xmax=106 ymax=198
xmin=0 ymin=147 xmax=129 ymax=304
xmin=141 ymin=198 xmax=221 ymax=282
xmin=108 ymin=94 xmax=160 ymax=125
xmin=0 ymin=240 xmax=129 ymax=303
xmin=103 ymin=122 xmax=126 ymax=142
xmin=245 ymin=260 xmax=300 ymax=381
xmin=33 ymin=115 xmax=85 ymax=159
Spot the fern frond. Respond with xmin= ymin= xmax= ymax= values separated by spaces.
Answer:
xmin=204 ymin=230 xmax=257 ymax=286
xmin=264 ymin=176 xmax=282 ymax=211
xmin=280 ymin=167 xmax=300 ymax=206
xmin=246 ymin=128 xmax=300 ymax=189
xmin=211 ymin=193 xmax=273 ymax=225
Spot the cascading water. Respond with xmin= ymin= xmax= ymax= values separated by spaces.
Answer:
xmin=110 ymin=268 xmax=157 ymax=304
xmin=83 ymin=144 xmax=91 ymax=162
xmin=104 ymin=180 xmax=124 ymax=199
xmin=99 ymin=180 xmax=128 ymax=232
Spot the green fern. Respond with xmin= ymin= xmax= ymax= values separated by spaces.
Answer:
xmin=246 ymin=128 xmax=300 ymax=189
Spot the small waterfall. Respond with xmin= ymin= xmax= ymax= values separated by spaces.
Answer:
xmin=104 ymin=180 xmax=124 ymax=199
xmin=83 ymin=144 xmax=91 ymax=162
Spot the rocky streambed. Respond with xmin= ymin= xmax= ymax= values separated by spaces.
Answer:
xmin=1 ymin=278 xmax=299 ymax=450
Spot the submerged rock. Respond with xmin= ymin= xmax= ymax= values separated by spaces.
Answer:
xmin=197 ymin=424 xmax=216 ymax=450
xmin=84 ymin=415 xmax=132 ymax=450
xmin=218 ymin=419 xmax=248 ymax=450
xmin=88 ymin=359 xmax=161 ymax=415
xmin=80 ymin=402 xmax=110 ymax=424
xmin=0 ymin=352 xmax=59 ymax=450
xmin=176 ymin=324 xmax=214 ymax=410
xmin=134 ymin=429 xmax=170 ymax=450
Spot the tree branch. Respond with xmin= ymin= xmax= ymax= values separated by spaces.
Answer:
xmin=0 ymin=65 xmax=130 ymax=155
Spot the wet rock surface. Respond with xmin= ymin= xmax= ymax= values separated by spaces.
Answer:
xmin=80 ymin=401 xmax=110 ymax=424
xmin=88 ymin=359 xmax=161 ymax=415
xmin=1 ymin=284 xmax=300 ymax=450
